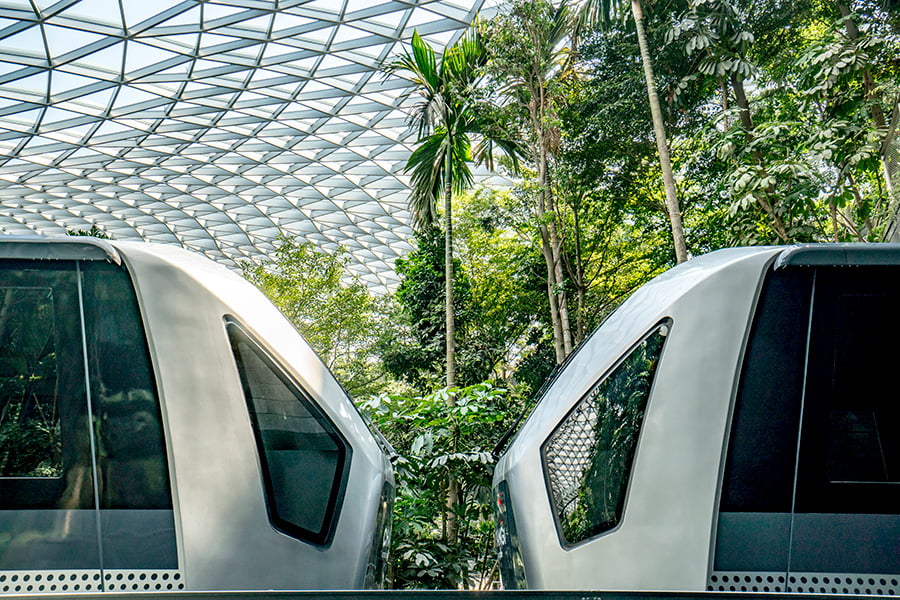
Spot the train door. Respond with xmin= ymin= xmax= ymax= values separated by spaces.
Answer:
xmin=0 ymin=258 xmax=179 ymax=593
xmin=710 ymin=265 xmax=900 ymax=594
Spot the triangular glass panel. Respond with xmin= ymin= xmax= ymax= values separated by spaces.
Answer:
xmin=43 ymin=24 xmax=107 ymax=59
xmin=0 ymin=61 xmax=26 ymax=78
xmin=113 ymin=84 xmax=159 ymax=108
xmin=124 ymin=0 xmax=183 ymax=30
xmin=50 ymin=70 xmax=107 ymax=99
xmin=1 ymin=26 xmax=47 ymax=59
xmin=405 ymin=8 xmax=442 ymax=29
xmin=56 ymin=87 xmax=115 ymax=114
xmin=297 ymin=0 xmax=340 ymax=16
xmin=9 ymin=72 xmax=49 ymax=97
xmin=261 ymin=43 xmax=305 ymax=63
xmin=0 ymin=18 xmax=21 ymax=35
xmin=297 ymin=26 xmax=334 ymax=45
xmin=73 ymin=41 xmax=124 ymax=73
xmin=154 ymin=5 xmax=200 ymax=28
xmin=139 ymin=33 xmax=199 ymax=57
xmin=199 ymin=32 xmax=244 ymax=52
xmin=272 ymin=13 xmax=316 ymax=34
xmin=224 ymin=42 xmax=264 ymax=61
xmin=125 ymin=40 xmax=181 ymax=75
xmin=202 ymin=3 xmax=245 ymax=23
xmin=233 ymin=14 xmax=272 ymax=33
xmin=59 ymin=0 xmax=122 ymax=25
xmin=40 ymin=106 xmax=85 ymax=127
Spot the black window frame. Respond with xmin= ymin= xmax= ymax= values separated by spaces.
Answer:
xmin=541 ymin=320 xmax=671 ymax=548
xmin=715 ymin=263 xmax=900 ymax=577
xmin=226 ymin=319 xmax=351 ymax=546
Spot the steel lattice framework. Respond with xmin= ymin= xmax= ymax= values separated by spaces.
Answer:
xmin=0 ymin=0 xmax=484 ymax=289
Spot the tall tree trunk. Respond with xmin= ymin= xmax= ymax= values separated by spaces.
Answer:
xmin=442 ymin=144 xmax=460 ymax=548
xmin=532 ymin=87 xmax=570 ymax=363
xmin=632 ymin=0 xmax=688 ymax=264
xmin=534 ymin=79 xmax=573 ymax=361
xmin=444 ymin=149 xmax=456 ymax=390
xmin=538 ymin=202 xmax=566 ymax=364
xmin=544 ymin=159 xmax=573 ymax=356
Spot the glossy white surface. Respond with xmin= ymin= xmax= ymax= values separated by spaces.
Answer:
xmin=495 ymin=247 xmax=781 ymax=591
xmin=112 ymin=241 xmax=390 ymax=590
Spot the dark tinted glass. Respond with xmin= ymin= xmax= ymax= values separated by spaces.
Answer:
xmin=720 ymin=269 xmax=811 ymax=513
xmin=82 ymin=262 xmax=172 ymax=511
xmin=228 ymin=323 xmax=349 ymax=545
xmin=0 ymin=259 xmax=175 ymax=570
xmin=714 ymin=269 xmax=811 ymax=572
xmin=0 ymin=263 xmax=94 ymax=511
xmin=797 ymin=268 xmax=900 ymax=514
xmin=81 ymin=262 xmax=176 ymax=569
xmin=0 ymin=287 xmax=62 ymax=478
xmin=716 ymin=265 xmax=900 ymax=577
xmin=543 ymin=325 xmax=667 ymax=545
xmin=495 ymin=480 xmax=527 ymax=589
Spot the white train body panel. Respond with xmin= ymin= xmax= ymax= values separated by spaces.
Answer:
xmin=495 ymin=245 xmax=900 ymax=594
xmin=0 ymin=238 xmax=393 ymax=594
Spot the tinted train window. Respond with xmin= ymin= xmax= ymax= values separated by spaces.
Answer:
xmin=227 ymin=323 xmax=350 ymax=545
xmin=0 ymin=287 xmax=63 ymax=478
xmin=0 ymin=260 xmax=175 ymax=571
xmin=542 ymin=324 xmax=668 ymax=546
xmin=716 ymin=265 xmax=900 ymax=579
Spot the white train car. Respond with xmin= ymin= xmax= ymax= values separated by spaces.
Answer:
xmin=0 ymin=236 xmax=394 ymax=594
xmin=494 ymin=244 xmax=900 ymax=594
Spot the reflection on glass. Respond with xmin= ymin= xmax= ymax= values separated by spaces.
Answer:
xmin=0 ymin=287 xmax=62 ymax=478
xmin=0 ymin=260 xmax=176 ymax=570
xmin=544 ymin=327 xmax=666 ymax=545
xmin=81 ymin=262 xmax=172 ymax=511
xmin=228 ymin=323 xmax=349 ymax=545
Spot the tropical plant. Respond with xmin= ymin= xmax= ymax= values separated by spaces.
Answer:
xmin=484 ymin=0 xmax=577 ymax=363
xmin=386 ymin=28 xmax=520 ymax=390
xmin=578 ymin=0 xmax=689 ymax=263
xmin=243 ymin=235 xmax=397 ymax=397
xmin=360 ymin=383 xmax=510 ymax=589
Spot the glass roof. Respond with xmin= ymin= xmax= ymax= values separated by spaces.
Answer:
xmin=0 ymin=0 xmax=484 ymax=289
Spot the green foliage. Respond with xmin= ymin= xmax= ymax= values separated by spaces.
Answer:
xmin=243 ymin=235 xmax=397 ymax=397
xmin=0 ymin=289 xmax=62 ymax=478
xmin=360 ymin=383 xmax=511 ymax=589
xmin=363 ymin=0 xmax=900 ymax=588
xmin=455 ymin=187 xmax=559 ymax=394
xmin=66 ymin=224 xmax=110 ymax=239
xmin=383 ymin=226 xmax=510 ymax=389
xmin=668 ymin=0 xmax=900 ymax=242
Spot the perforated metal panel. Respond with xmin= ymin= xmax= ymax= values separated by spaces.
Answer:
xmin=709 ymin=571 xmax=900 ymax=595
xmin=0 ymin=570 xmax=102 ymax=594
xmin=0 ymin=569 xmax=184 ymax=594
xmin=103 ymin=570 xmax=184 ymax=592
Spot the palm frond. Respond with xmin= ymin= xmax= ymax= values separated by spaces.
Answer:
xmin=406 ymin=132 xmax=448 ymax=228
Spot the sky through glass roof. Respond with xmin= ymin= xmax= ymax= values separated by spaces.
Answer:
xmin=0 ymin=0 xmax=486 ymax=290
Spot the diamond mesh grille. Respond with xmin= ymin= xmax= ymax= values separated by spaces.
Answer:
xmin=543 ymin=326 xmax=668 ymax=544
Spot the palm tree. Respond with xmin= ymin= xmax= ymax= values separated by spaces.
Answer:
xmin=387 ymin=28 xmax=518 ymax=550
xmin=387 ymin=29 xmax=518 ymax=389
xmin=578 ymin=0 xmax=688 ymax=263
